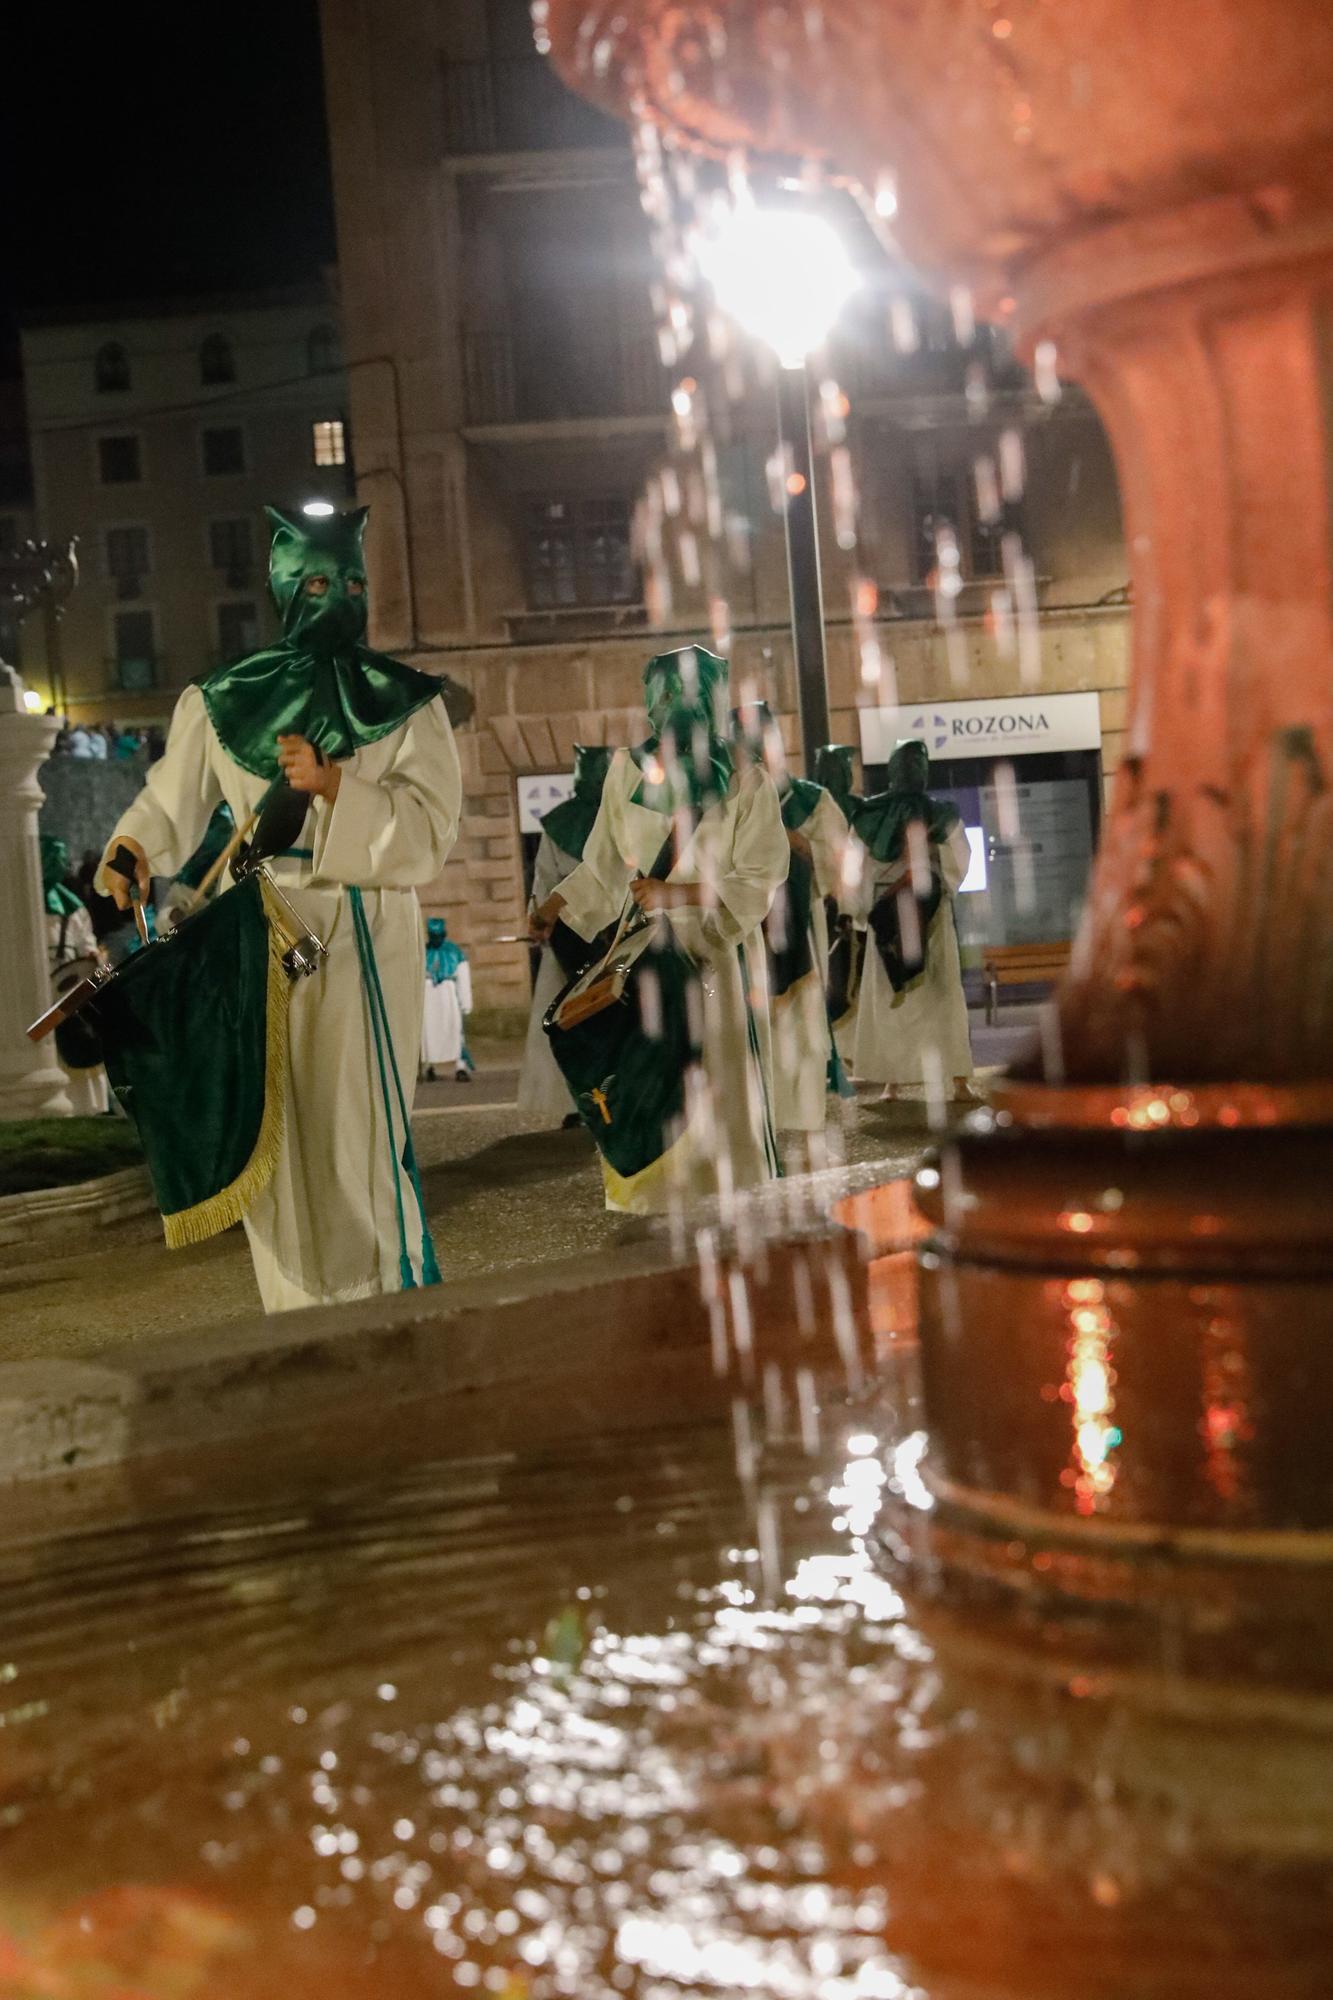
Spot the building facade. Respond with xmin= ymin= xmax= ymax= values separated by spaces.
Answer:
xmin=321 ymin=0 xmax=1132 ymax=1013
xmin=20 ymin=290 xmax=350 ymax=723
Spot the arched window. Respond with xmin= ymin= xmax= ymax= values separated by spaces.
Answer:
xmin=306 ymin=323 xmax=341 ymax=376
xmin=95 ymin=341 xmax=130 ymax=393
xmin=200 ymin=333 xmax=236 ymax=386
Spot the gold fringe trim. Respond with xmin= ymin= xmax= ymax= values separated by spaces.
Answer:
xmin=600 ymin=1126 xmax=695 ymax=1215
xmin=161 ymin=881 xmax=292 ymax=1249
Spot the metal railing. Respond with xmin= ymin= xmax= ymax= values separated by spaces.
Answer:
xmin=441 ymin=56 xmax=623 ymax=156
xmin=462 ymin=326 xmax=665 ymax=425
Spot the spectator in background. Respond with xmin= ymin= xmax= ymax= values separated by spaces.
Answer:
xmin=421 ymin=917 xmax=474 ymax=1084
xmin=42 ymin=835 xmax=110 ymax=1115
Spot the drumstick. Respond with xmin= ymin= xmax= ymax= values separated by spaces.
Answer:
xmin=193 ymin=810 xmax=259 ymax=902
xmin=169 ymin=810 xmax=260 ymax=920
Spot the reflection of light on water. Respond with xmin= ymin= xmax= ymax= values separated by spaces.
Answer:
xmin=888 ymin=1431 xmax=933 ymax=1513
xmin=1198 ymin=1297 xmax=1255 ymax=1513
xmin=1062 ymin=1280 xmax=1121 ymax=1515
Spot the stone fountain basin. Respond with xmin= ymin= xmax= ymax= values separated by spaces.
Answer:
xmin=0 ymin=1171 xmax=907 ymax=1504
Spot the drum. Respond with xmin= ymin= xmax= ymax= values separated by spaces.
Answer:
xmin=94 ymin=875 xmax=291 ymax=1249
xmin=50 ymin=954 xmax=106 ymax=1072
xmin=544 ymin=918 xmax=702 ymax=1185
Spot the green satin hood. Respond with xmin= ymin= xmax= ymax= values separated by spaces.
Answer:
xmin=642 ymin=644 xmax=729 ymax=738
xmin=633 ymin=705 xmax=733 ymax=818
xmin=196 ymin=506 xmax=446 ymax=780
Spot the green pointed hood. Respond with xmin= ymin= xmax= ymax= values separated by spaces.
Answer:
xmin=541 ymin=742 xmax=613 ymax=860
xmin=196 ymin=505 xmax=448 ymax=781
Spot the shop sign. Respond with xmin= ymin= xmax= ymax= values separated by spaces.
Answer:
xmin=860 ymin=690 xmax=1102 ymax=764
xmin=517 ymin=772 xmax=574 ymax=835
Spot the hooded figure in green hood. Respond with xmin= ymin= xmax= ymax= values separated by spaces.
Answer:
xmin=196 ymin=506 xmax=470 ymax=780
xmin=845 ymin=738 xmax=974 ymax=1100
xmin=530 ymin=644 xmax=789 ymax=1214
xmin=729 ymin=700 xmax=855 ymax=1129
xmin=95 ymin=504 xmax=463 ymax=1311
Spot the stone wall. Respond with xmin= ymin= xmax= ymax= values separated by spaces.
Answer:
xmin=37 ymin=754 xmax=150 ymax=867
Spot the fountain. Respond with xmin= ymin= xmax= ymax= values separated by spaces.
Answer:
xmin=3 ymin=6 xmax=1333 ymax=1991
xmin=537 ymin=0 xmax=1333 ymax=1979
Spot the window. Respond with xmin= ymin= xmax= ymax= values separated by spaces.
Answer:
xmin=525 ymin=496 xmax=636 ymax=609
xmin=105 ymin=525 xmax=150 ymax=588
xmin=307 ymin=324 xmax=341 ymax=375
xmin=95 ymin=342 xmax=130 ymax=393
xmin=216 ymin=600 xmax=261 ymax=660
xmin=113 ymin=609 xmax=157 ymax=690
xmin=910 ymin=454 xmax=1022 ymax=587
xmin=202 ymin=426 xmax=246 ymax=476
xmin=312 ymin=419 xmax=346 ymax=467
xmin=209 ymin=517 xmax=254 ymax=579
xmin=98 ymin=435 xmax=141 ymax=485
xmin=909 ymin=468 xmax=964 ymax=587
xmin=199 ymin=333 xmax=235 ymax=386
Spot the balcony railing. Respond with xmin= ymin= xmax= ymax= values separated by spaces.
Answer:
xmin=441 ymin=56 xmax=624 ymax=156
xmin=462 ymin=327 xmax=666 ymax=425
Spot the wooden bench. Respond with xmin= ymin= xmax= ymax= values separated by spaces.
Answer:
xmin=982 ymin=942 xmax=1072 ymax=1025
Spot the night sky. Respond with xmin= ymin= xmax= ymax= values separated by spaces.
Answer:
xmin=1 ymin=5 xmax=336 ymax=361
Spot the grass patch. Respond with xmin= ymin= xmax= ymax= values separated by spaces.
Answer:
xmin=0 ymin=1117 xmax=144 ymax=1197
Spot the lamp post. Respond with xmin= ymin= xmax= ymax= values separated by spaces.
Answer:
xmin=696 ymin=203 xmax=858 ymax=772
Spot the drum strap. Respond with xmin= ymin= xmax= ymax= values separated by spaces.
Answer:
xmin=348 ymin=888 xmax=441 ymax=1290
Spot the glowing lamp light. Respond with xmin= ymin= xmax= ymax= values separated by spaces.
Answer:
xmin=22 ymin=689 xmax=44 ymax=713
xmin=301 ymin=499 xmax=337 ymax=518
xmin=695 ymin=206 xmax=860 ymax=369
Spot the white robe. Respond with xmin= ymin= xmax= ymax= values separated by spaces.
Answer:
xmin=100 ymin=683 xmax=461 ymax=1311
xmin=772 ymin=787 xmax=848 ymax=1132
xmin=555 ymin=751 xmax=788 ymax=1214
xmin=849 ymin=818 xmax=973 ymax=1087
xmin=421 ymin=955 xmax=472 ymax=1066
xmin=46 ymin=901 xmax=110 ymax=1115
xmin=516 ymin=830 xmax=580 ymax=1124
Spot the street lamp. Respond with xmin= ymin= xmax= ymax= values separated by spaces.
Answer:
xmin=696 ymin=203 xmax=859 ymax=771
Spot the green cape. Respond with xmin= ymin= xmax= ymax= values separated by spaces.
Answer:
xmin=852 ymin=739 xmax=961 ymax=863
xmin=542 ymin=743 xmax=613 ymax=861
xmin=195 ymin=506 xmax=448 ymax=781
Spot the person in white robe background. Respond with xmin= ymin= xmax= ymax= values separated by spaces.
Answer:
xmin=730 ymin=700 xmax=850 ymax=1136
xmin=421 ymin=917 xmax=473 ymax=1082
xmin=529 ymin=646 xmax=789 ymax=1214
xmin=99 ymin=506 xmax=462 ymax=1312
xmin=516 ymin=744 xmax=612 ymax=1128
xmin=42 ymin=834 xmax=110 ymax=1115
xmin=847 ymin=738 xmax=974 ymax=1101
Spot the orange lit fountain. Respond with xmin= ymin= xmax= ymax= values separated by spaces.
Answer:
xmin=545 ymin=0 xmax=1333 ymax=1857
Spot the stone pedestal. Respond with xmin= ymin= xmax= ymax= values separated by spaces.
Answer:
xmin=0 ymin=671 xmax=72 ymax=1119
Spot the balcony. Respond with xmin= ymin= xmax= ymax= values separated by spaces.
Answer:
xmin=462 ymin=327 xmax=666 ymax=427
xmin=441 ymin=56 xmax=624 ymax=157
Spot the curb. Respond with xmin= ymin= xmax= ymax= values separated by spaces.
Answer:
xmin=0 ymin=1207 xmax=879 ymax=1494
xmin=0 ymin=1164 xmax=155 ymax=1249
